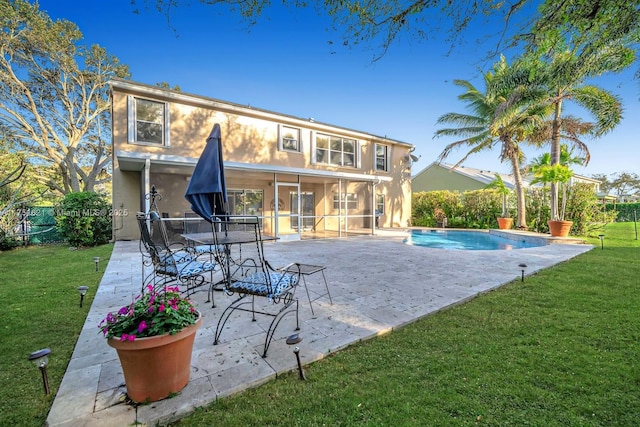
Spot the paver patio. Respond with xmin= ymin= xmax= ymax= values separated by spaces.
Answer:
xmin=46 ymin=230 xmax=592 ymax=426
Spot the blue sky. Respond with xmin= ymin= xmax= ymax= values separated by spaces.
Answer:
xmin=38 ymin=0 xmax=638 ymax=178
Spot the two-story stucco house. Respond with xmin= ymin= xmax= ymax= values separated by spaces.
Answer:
xmin=110 ymin=79 xmax=415 ymax=241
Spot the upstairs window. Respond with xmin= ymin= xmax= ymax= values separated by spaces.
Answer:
xmin=128 ymin=96 xmax=169 ymax=146
xmin=375 ymin=144 xmax=389 ymax=171
xmin=279 ymin=125 xmax=301 ymax=152
xmin=316 ymin=133 xmax=357 ymax=167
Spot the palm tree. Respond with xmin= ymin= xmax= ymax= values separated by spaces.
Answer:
xmin=528 ymin=144 xmax=585 ymax=223
xmin=536 ymin=41 xmax=633 ymax=221
xmin=485 ymin=173 xmax=511 ymax=219
xmin=528 ymin=143 xmax=586 ymax=177
xmin=435 ymin=56 xmax=549 ymax=229
xmin=531 ymin=164 xmax=574 ymax=222
xmin=526 ymin=115 xmax=594 ymax=166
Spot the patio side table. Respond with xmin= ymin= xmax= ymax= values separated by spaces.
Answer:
xmin=279 ymin=263 xmax=333 ymax=316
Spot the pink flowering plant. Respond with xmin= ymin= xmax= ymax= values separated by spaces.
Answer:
xmin=99 ymin=285 xmax=199 ymax=341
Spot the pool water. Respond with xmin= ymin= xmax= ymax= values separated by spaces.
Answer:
xmin=404 ymin=230 xmax=543 ymax=250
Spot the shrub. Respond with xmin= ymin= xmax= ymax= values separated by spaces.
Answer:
xmin=565 ymin=183 xmax=617 ymax=236
xmin=462 ymin=189 xmax=503 ymax=228
xmin=412 ymin=190 xmax=462 ymax=226
xmin=606 ymin=202 xmax=640 ymax=222
xmin=525 ymin=187 xmax=550 ymax=233
xmin=55 ymin=192 xmax=112 ymax=247
xmin=412 ymin=185 xmax=612 ymax=235
xmin=0 ymin=229 xmax=20 ymax=251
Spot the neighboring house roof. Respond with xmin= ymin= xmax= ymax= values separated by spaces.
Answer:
xmin=411 ymin=162 xmax=525 ymax=192
xmin=597 ymin=192 xmax=618 ymax=202
xmin=412 ymin=161 xmax=601 ymax=194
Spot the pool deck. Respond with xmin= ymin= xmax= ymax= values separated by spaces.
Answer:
xmin=46 ymin=229 xmax=593 ymax=426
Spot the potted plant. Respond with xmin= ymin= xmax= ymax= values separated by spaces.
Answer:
xmin=486 ymin=173 xmax=513 ymax=229
xmin=99 ymin=285 xmax=202 ymax=403
xmin=531 ymin=164 xmax=574 ymax=237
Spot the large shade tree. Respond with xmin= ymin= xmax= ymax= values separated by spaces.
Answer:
xmin=593 ymin=172 xmax=640 ymax=198
xmin=0 ymin=0 xmax=130 ymax=194
xmin=434 ymin=56 xmax=549 ymax=229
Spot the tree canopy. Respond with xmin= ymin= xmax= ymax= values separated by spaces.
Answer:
xmin=593 ymin=172 xmax=640 ymax=197
xmin=434 ymin=56 xmax=550 ymax=229
xmin=0 ymin=0 xmax=130 ymax=195
xmin=136 ymin=1 xmax=640 ymax=65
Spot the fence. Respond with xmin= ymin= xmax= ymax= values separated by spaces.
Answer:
xmin=12 ymin=206 xmax=65 ymax=245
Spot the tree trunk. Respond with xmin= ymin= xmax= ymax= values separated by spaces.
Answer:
xmin=549 ymin=93 xmax=563 ymax=221
xmin=509 ymin=153 xmax=527 ymax=229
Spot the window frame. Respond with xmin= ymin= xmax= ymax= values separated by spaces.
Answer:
xmin=376 ymin=194 xmax=385 ymax=215
xmin=332 ymin=193 xmax=358 ymax=210
xmin=374 ymin=143 xmax=389 ymax=172
xmin=313 ymin=132 xmax=359 ymax=168
xmin=127 ymin=96 xmax=170 ymax=146
xmin=278 ymin=125 xmax=302 ymax=153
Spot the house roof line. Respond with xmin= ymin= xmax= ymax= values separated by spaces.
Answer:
xmin=116 ymin=150 xmax=392 ymax=183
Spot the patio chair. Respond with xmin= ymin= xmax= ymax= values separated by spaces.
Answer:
xmin=212 ymin=215 xmax=301 ymax=358
xmin=137 ymin=212 xmax=220 ymax=303
xmin=139 ymin=211 xmax=192 ymax=290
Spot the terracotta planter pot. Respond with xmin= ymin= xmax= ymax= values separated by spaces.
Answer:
xmin=497 ymin=217 xmax=513 ymax=229
xmin=108 ymin=313 xmax=202 ymax=403
xmin=547 ymin=220 xmax=573 ymax=237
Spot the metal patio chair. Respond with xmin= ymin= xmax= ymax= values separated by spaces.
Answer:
xmin=137 ymin=212 xmax=220 ymax=303
xmin=211 ymin=215 xmax=301 ymax=357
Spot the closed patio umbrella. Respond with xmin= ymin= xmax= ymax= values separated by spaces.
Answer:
xmin=185 ymin=123 xmax=228 ymax=222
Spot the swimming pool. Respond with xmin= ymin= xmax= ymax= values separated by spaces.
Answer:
xmin=404 ymin=229 xmax=544 ymax=250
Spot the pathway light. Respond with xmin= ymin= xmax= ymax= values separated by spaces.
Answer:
xmin=28 ymin=348 xmax=51 ymax=395
xmin=77 ymin=286 xmax=89 ymax=307
xmin=518 ymin=263 xmax=527 ymax=282
xmin=286 ymin=334 xmax=306 ymax=380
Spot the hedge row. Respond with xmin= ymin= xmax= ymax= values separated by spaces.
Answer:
xmin=412 ymin=183 xmax=617 ymax=236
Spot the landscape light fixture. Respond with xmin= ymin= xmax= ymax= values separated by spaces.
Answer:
xmin=28 ymin=348 xmax=51 ymax=395
xmin=77 ymin=286 xmax=89 ymax=307
xmin=598 ymin=234 xmax=605 ymax=250
xmin=93 ymin=257 xmax=100 ymax=272
xmin=286 ymin=334 xmax=306 ymax=380
xmin=518 ymin=263 xmax=528 ymax=282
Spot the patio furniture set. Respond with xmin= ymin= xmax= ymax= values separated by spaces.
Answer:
xmin=136 ymin=210 xmax=332 ymax=357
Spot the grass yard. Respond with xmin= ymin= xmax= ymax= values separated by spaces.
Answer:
xmin=0 ymin=243 xmax=113 ymax=426
xmin=172 ymin=223 xmax=640 ymax=426
xmin=0 ymin=223 xmax=638 ymax=426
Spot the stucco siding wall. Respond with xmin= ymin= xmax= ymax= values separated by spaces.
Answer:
xmin=110 ymin=81 xmax=413 ymax=239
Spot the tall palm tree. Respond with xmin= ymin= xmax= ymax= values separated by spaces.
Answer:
xmin=536 ymin=41 xmax=633 ymax=220
xmin=434 ymin=56 xmax=549 ymax=229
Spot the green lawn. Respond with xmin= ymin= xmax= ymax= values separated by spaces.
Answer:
xmin=173 ymin=223 xmax=640 ymax=426
xmin=0 ymin=243 xmax=113 ymax=426
xmin=1 ymin=224 xmax=639 ymax=426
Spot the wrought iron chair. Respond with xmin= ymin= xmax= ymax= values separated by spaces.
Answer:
xmin=212 ymin=216 xmax=301 ymax=357
xmin=139 ymin=211 xmax=192 ymax=289
xmin=137 ymin=212 xmax=220 ymax=303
